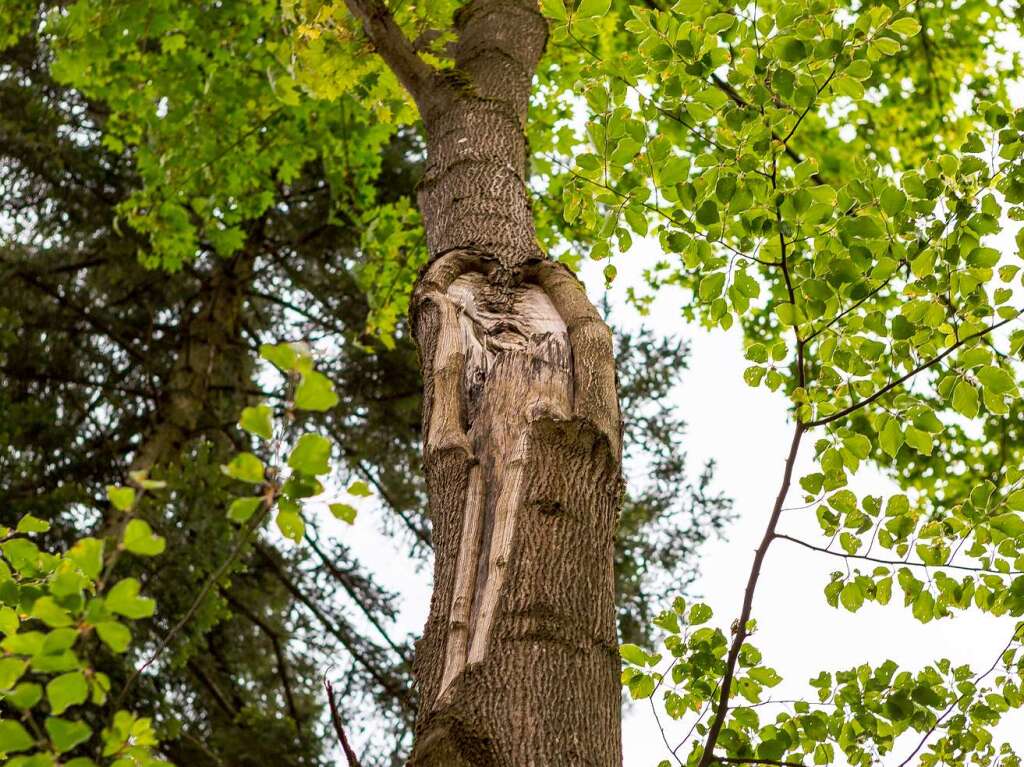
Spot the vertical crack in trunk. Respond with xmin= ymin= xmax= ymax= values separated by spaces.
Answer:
xmin=412 ymin=255 xmax=623 ymax=766
xmin=438 ymin=273 xmax=573 ymax=693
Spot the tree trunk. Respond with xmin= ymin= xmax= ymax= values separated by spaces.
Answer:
xmin=343 ymin=1 xmax=625 ymax=763
xmin=131 ymin=249 xmax=255 ymax=474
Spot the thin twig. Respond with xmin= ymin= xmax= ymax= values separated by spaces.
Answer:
xmin=775 ymin=533 xmax=1024 ymax=576
xmin=325 ymin=675 xmax=363 ymax=767
xmin=895 ymin=623 xmax=1023 ymax=767
xmin=808 ymin=312 xmax=1021 ymax=427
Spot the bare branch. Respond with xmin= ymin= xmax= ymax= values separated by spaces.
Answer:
xmin=325 ymin=676 xmax=363 ymax=767
xmin=697 ymin=422 xmax=806 ymax=767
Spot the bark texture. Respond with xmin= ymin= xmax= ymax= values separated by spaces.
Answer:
xmin=344 ymin=1 xmax=624 ymax=763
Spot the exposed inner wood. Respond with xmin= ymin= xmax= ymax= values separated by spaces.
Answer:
xmin=436 ymin=271 xmax=573 ymax=695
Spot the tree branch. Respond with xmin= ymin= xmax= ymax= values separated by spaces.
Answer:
xmin=326 ymin=677 xmax=363 ymax=767
xmin=697 ymin=422 xmax=805 ymax=767
xmin=775 ymin=533 xmax=1024 ymax=576
xmin=303 ymin=532 xmax=415 ymax=666
xmin=255 ymin=542 xmax=415 ymax=710
xmin=221 ymin=589 xmax=303 ymax=728
xmin=895 ymin=623 xmax=1023 ymax=767
xmin=341 ymin=0 xmax=438 ymax=109
xmin=115 ymin=497 xmax=273 ymax=708
xmin=807 ymin=312 xmax=1020 ymax=428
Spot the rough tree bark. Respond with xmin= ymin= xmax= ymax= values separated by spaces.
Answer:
xmin=343 ymin=2 xmax=624 ymax=764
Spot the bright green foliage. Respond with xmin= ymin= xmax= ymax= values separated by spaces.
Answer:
xmin=0 ymin=506 xmax=168 ymax=766
xmin=0 ymin=343 xmax=353 ymax=764
xmin=550 ymin=0 xmax=1024 ymax=762
xmin=238 ymin=343 xmax=368 ymax=543
xmin=39 ymin=0 xmax=424 ymax=342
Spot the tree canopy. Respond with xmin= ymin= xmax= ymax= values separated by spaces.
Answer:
xmin=2 ymin=0 xmax=1024 ymax=765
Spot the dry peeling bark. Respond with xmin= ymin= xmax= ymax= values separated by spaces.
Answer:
xmin=343 ymin=1 xmax=624 ymax=763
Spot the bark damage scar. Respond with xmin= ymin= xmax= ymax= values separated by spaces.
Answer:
xmin=420 ymin=252 xmax=621 ymax=705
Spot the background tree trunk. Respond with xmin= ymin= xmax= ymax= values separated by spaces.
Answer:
xmin=343 ymin=1 xmax=626 ymax=762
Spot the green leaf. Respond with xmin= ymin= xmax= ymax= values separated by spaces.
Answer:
xmin=0 ymin=657 xmax=27 ymax=689
xmin=688 ymin=603 xmax=713 ymax=624
xmin=843 ymin=433 xmax=871 ymax=460
xmin=749 ymin=666 xmax=782 ymax=687
xmin=698 ymin=272 xmax=725 ymax=301
xmin=880 ymin=187 xmax=907 ymax=216
xmin=890 ymin=17 xmax=921 ymax=37
xmin=276 ymin=509 xmax=305 ymax=543
xmin=620 ymin=643 xmax=648 ymax=666
xmin=122 ymin=519 xmax=165 ymax=556
xmin=840 ymin=582 xmax=864 ymax=612
xmin=831 ymin=75 xmax=864 ymax=99
xmin=696 ymin=199 xmax=719 ymax=226
xmin=978 ymin=366 xmax=1015 ymax=394
xmin=295 ymin=371 xmax=339 ymax=412
xmin=879 ymin=419 xmax=904 ymax=458
xmin=329 ymin=503 xmax=357 ymax=524
xmin=95 ymin=621 xmax=131 ymax=653
xmin=951 ymin=381 xmax=980 ymax=418
xmin=162 ymin=32 xmax=187 ymax=54
xmin=68 ymin=538 xmax=104 ymax=580
xmin=5 ymin=682 xmax=42 ymax=710
xmin=15 ymin=514 xmax=50 ymax=534
xmin=347 ymin=480 xmax=372 ymax=497
xmin=47 ymin=671 xmax=88 ymax=715
xmin=105 ymin=579 xmax=155 ymax=620
xmin=904 ymin=426 xmax=933 ymax=456
xmin=45 ymin=717 xmax=91 ymax=753
xmin=0 ymin=607 xmax=17 ymax=637
xmin=31 ymin=596 xmax=72 ymax=628
xmin=288 ymin=434 xmax=332 ymax=476
xmin=627 ymin=673 xmax=655 ymax=699
xmin=540 ymin=0 xmax=567 ymax=22
xmin=576 ymin=0 xmax=611 ymax=18
xmin=0 ymin=720 xmax=34 ymax=752
xmin=991 ymin=513 xmax=1024 ymax=538
xmin=260 ymin=342 xmax=305 ymax=372
xmin=800 ymin=473 xmax=824 ymax=495
xmin=239 ymin=404 xmax=273 ymax=440
xmin=227 ymin=497 xmax=263 ymax=523
xmin=912 ymin=590 xmax=935 ymax=623
xmin=106 ymin=485 xmax=135 ymax=512
xmin=221 ymin=452 xmax=265 ymax=484
xmin=774 ymin=303 xmax=797 ymax=326
xmin=1006 ymin=491 xmax=1024 ymax=512
xmin=872 ymin=36 xmax=902 ymax=56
